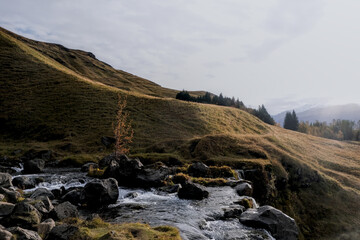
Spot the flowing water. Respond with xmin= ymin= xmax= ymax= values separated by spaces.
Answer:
xmin=13 ymin=169 xmax=274 ymax=240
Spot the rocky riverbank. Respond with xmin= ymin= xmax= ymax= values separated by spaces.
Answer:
xmin=0 ymin=151 xmax=299 ymax=240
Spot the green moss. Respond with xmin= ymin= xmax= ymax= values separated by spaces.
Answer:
xmin=87 ymin=166 xmax=106 ymax=178
xmin=208 ymin=165 xmax=238 ymax=179
xmin=191 ymin=177 xmax=228 ymax=186
xmin=172 ymin=173 xmax=191 ymax=184
xmin=59 ymin=217 xmax=181 ymax=240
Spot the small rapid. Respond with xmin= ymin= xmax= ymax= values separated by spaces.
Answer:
xmin=106 ymin=186 xmax=273 ymax=240
xmin=13 ymin=170 xmax=274 ymax=240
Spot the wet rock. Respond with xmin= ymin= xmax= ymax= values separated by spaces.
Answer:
xmin=159 ymin=184 xmax=182 ymax=193
xmin=7 ymin=226 xmax=42 ymax=240
xmin=61 ymin=189 xmax=82 ymax=206
xmin=234 ymin=197 xmax=256 ymax=209
xmin=12 ymin=176 xmax=36 ymax=189
xmin=0 ymin=187 xmax=21 ymax=203
xmin=136 ymin=166 xmax=172 ymax=187
xmin=240 ymin=205 xmax=299 ymax=240
xmin=81 ymin=178 xmax=119 ymax=209
xmin=5 ymin=202 xmax=42 ymax=230
xmin=167 ymin=157 xmax=183 ymax=167
xmin=32 ymin=196 xmax=54 ymax=214
xmin=51 ymin=189 xmax=62 ymax=199
xmin=0 ymin=228 xmax=12 ymax=240
xmin=47 ymin=224 xmax=80 ymax=240
xmin=101 ymin=136 xmax=116 ymax=147
xmin=37 ymin=218 xmax=55 ymax=238
xmin=35 ymin=178 xmax=45 ymax=185
xmin=235 ymin=182 xmax=253 ymax=196
xmin=23 ymin=159 xmax=45 ymax=174
xmin=0 ymin=202 xmax=15 ymax=216
xmin=0 ymin=173 xmax=13 ymax=188
xmin=30 ymin=188 xmax=55 ymax=200
xmin=102 ymin=155 xmax=143 ymax=181
xmin=80 ymin=162 xmax=98 ymax=172
xmin=178 ymin=182 xmax=209 ymax=200
xmin=237 ymin=170 xmax=245 ymax=179
xmin=223 ymin=206 xmax=245 ymax=219
xmin=124 ymin=192 xmax=139 ymax=199
xmin=51 ymin=201 xmax=78 ymax=220
xmin=188 ymin=162 xmax=209 ymax=177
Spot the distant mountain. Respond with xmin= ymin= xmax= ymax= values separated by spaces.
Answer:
xmin=273 ymin=104 xmax=360 ymax=125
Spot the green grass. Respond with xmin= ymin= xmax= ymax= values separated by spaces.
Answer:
xmin=1 ymin=27 xmax=360 ymax=240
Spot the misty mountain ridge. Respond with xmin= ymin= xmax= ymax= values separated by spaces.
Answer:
xmin=273 ymin=103 xmax=360 ymax=125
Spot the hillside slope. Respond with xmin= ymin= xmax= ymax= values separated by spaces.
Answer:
xmin=1 ymin=27 xmax=360 ymax=239
xmin=274 ymin=104 xmax=360 ymax=125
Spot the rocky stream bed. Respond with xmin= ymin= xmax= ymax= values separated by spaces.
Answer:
xmin=0 ymin=153 xmax=299 ymax=240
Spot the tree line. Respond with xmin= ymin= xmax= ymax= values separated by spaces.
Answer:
xmin=176 ymin=90 xmax=246 ymax=109
xmin=283 ymin=110 xmax=360 ymax=141
xmin=176 ymin=90 xmax=275 ymax=125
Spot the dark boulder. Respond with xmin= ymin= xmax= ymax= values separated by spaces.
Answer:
xmin=51 ymin=201 xmax=78 ymax=220
xmin=124 ymin=192 xmax=139 ymax=199
xmin=4 ymin=202 xmax=42 ymax=230
xmin=223 ymin=206 xmax=245 ymax=219
xmin=12 ymin=176 xmax=36 ymax=189
xmin=102 ymin=155 xmax=145 ymax=186
xmin=240 ymin=205 xmax=299 ymax=240
xmin=0 ymin=173 xmax=13 ymax=188
xmin=136 ymin=166 xmax=172 ymax=187
xmin=7 ymin=227 xmax=42 ymax=240
xmin=159 ymin=184 xmax=181 ymax=193
xmin=47 ymin=224 xmax=80 ymax=240
xmin=188 ymin=162 xmax=209 ymax=177
xmin=0 ymin=187 xmax=20 ymax=203
xmin=37 ymin=218 xmax=55 ymax=238
xmin=178 ymin=182 xmax=209 ymax=200
xmin=32 ymin=196 xmax=54 ymax=214
xmin=51 ymin=188 xmax=63 ymax=199
xmin=81 ymin=178 xmax=119 ymax=209
xmin=30 ymin=188 xmax=55 ymax=200
xmin=0 ymin=202 xmax=15 ymax=216
xmin=61 ymin=189 xmax=82 ymax=206
xmin=235 ymin=182 xmax=253 ymax=196
xmin=102 ymin=154 xmax=143 ymax=176
xmin=81 ymin=162 xmax=98 ymax=172
xmin=23 ymin=159 xmax=45 ymax=174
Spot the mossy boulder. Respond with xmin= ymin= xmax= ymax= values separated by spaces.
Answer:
xmin=4 ymin=202 xmax=42 ymax=230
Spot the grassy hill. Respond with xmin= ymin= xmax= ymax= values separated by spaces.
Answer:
xmin=1 ymin=27 xmax=359 ymax=239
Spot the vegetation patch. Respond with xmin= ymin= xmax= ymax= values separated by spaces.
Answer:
xmin=87 ymin=165 xmax=106 ymax=178
xmin=60 ymin=217 xmax=181 ymax=240
xmin=171 ymin=173 xmax=228 ymax=187
xmin=60 ymin=154 xmax=98 ymax=167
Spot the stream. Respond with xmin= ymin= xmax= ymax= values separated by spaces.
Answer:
xmin=13 ymin=168 xmax=275 ymax=240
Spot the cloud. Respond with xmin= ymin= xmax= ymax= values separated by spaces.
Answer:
xmin=2 ymin=0 xmax=359 ymax=109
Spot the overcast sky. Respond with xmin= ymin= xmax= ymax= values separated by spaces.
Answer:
xmin=1 ymin=0 xmax=360 ymax=114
